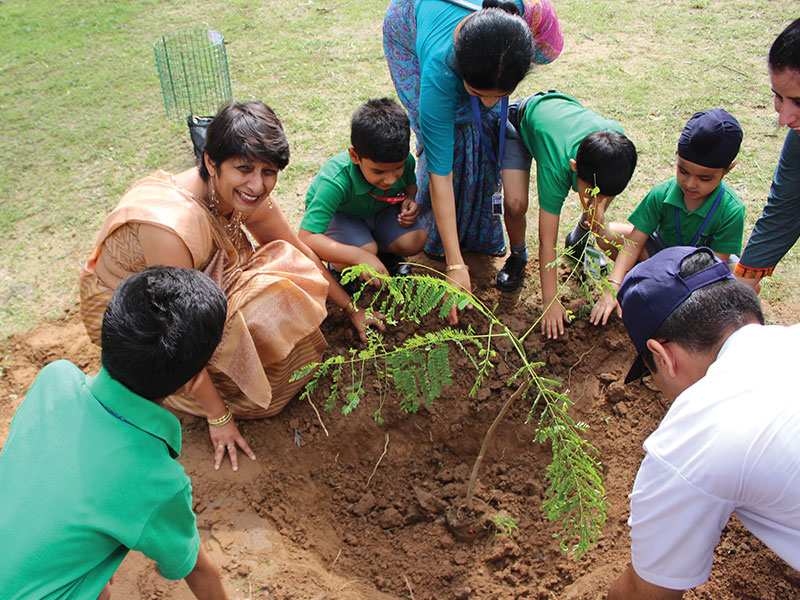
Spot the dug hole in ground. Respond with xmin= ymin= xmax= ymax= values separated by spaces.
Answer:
xmin=1 ymin=255 xmax=798 ymax=600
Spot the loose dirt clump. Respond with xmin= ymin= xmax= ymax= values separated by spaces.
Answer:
xmin=1 ymin=258 xmax=797 ymax=599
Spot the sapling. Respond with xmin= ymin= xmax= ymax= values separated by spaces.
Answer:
xmin=293 ymin=262 xmax=608 ymax=558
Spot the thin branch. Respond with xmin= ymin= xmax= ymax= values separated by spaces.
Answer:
xmin=306 ymin=395 xmax=329 ymax=437
xmin=404 ymin=575 xmax=416 ymax=600
xmin=366 ymin=432 xmax=389 ymax=487
xmin=465 ymin=379 xmax=528 ymax=509
xmin=567 ymin=342 xmax=597 ymax=389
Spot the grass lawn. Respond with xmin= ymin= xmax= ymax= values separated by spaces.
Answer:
xmin=0 ymin=0 xmax=795 ymax=337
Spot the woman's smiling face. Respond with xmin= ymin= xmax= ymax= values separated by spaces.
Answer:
xmin=207 ymin=156 xmax=279 ymax=215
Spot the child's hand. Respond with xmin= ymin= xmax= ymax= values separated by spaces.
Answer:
xmin=360 ymin=253 xmax=390 ymax=287
xmin=590 ymin=290 xmax=622 ymax=326
xmin=398 ymin=197 xmax=419 ymax=227
xmin=347 ymin=303 xmax=386 ymax=343
xmin=541 ymin=301 xmax=570 ymax=339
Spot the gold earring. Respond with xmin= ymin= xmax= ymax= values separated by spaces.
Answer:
xmin=208 ymin=178 xmax=219 ymax=213
xmin=268 ymin=196 xmax=273 ymax=209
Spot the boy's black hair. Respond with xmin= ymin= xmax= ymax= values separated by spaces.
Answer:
xmin=350 ymin=98 xmax=410 ymax=163
xmin=199 ymin=101 xmax=290 ymax=180
xmin=452 ymin=1 xmax=534 ymax=92
xmin=769 ymin=18 xmax=800 ymax=73
xmin=575 ymin=130 xmax=637 ymax=197
xmin=641 ymin=250 xmax=763 ymax=374
xmin=101 ymin=266 xmax=227 ymax=401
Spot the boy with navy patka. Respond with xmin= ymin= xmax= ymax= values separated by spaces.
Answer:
xmin=300 ymin=98 xmax=427 ymax=286
xmin=606 ymin=247 xmax=800 ymax=599
xmin=0 ymin=267 xmax=229 ymax=600
xmin=591 ymin=109 xmax=745 ymax=326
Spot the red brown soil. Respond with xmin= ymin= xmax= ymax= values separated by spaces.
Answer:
xmin=1 ymin=257 xmax=798 ymax=600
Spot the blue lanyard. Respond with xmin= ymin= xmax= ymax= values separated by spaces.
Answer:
xmin=470 ymin=95 xmax=508 ymax=169
xmin=675 ymin=184 xmax=724 ymax=246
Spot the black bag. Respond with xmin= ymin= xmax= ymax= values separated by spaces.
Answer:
xmin=187 ymin=115 xmax=215 ymax=161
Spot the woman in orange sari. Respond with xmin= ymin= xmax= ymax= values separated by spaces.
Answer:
xmin=81 ymin=101 xmax=378 ymax=471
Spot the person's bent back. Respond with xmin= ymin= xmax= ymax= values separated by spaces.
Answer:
xmin=0 ymin=266 xmax=229 ymax=600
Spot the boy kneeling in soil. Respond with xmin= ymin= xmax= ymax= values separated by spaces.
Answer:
xmin=496 ymin=91 xmax=637 ymax=339
xmin=299 ymin=98 xmax=427 ymax=291
xmin=0 ymin=267 xmax=229 ymax=600
xmin=590 ymin=109 xmax=744 ymax=327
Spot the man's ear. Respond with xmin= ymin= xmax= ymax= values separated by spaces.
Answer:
xmin=569 ymin=158 xmax=578 ymax=172
xmin=348 ymin=146 xmax=361 ymax=165
xmin=646 ymin=339 xmax=679 ymax=378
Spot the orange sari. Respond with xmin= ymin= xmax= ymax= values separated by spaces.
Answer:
xmin=80 ymin=171 xmax=329 ymax=418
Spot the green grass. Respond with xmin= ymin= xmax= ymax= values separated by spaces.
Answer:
xmin=0 ymin=0 xmax=796 ymax=336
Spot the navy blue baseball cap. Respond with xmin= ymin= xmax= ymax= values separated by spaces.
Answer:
xmin=618 ymin=246 xmax=734 ymax=383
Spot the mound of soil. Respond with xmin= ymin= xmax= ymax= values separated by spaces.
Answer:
xmin=1 ymin=257 xmax=797 ymax=599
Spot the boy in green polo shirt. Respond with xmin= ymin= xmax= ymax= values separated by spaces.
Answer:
xmin=0 ymin=267 xmax=229 ymax=600
xmin=497 ymin=91 xmax=638 ymax=340
xmin=590 ymin=108 xmax=745 ymax=327
xmin=299 ymin=98 xmax=427 ymax=288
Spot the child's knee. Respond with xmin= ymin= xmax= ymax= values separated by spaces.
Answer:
xmin=504 ymin=193 xmax=528 ymax=217
xmin=388 ymin=228 xmax=427 ymax=255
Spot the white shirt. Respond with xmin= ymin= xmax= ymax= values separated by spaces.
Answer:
xmin=628 ymin=323 xmax=800 ymax=590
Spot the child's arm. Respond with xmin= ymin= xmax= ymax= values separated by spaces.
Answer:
xmin=298 ymin=228 xmax=390 ymax=276
xmin=184 ymin=547 xmax=229 ymax=600
xmin=538 ymin=208 xmax=569 ymax=339
xmin=590 ymin=227 xmax=649 ymax=325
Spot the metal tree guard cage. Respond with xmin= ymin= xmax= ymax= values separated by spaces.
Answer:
xmin=153 ymin=29 xmax=232 ymax=120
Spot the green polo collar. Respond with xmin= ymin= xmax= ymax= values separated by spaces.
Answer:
xmin=88 ymin=367 xmax=182 ymax=457
xmin=347 ymin=161 xmax=378 ymax=196
xmin=664 ymin=181 xmax=724 ymax=217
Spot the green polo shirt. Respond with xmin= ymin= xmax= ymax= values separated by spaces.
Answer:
xmin=629 ymin=177 xmax=745 ymax=255
xmin=301 ymin=151 xmax=416 ymax=234
xmin=0 ymin=361 xmax=199 ymax=600
xmin=516 ymin=92 xmax=625 ymax=215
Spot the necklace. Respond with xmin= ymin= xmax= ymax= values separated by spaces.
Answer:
xmin=208 ymin=178 xmax=244 ymax=239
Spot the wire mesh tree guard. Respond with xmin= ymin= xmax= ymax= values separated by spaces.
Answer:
xmin=153 ymin=29 xmax=232 ymax=121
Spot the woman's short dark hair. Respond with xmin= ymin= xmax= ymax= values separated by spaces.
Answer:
xmin=351 ymin=98 xmax=410 ymax=163
xmin=575 ymin=130 xmax=638 ymax=197
xmin=453 ymin=1 xmax=534 ymax=92
xmin=198 ymin=101 xmax=290 ymax=180
xmin=101 ymin=266 xmax=227 ymax=401
xmin=769 ymin=18 xmax=800 ymax=73
xmin=641 ymin=250 xmax=763 ymax=373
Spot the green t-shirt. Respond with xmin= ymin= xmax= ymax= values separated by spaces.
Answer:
xmin=516 ymin=92 xmax=625 ymax=215
xmin=0 ymin=361 xmax=200 ymax=599
xmin=301 ymin=151 xmax=417 ymax=234
xmin=629 ymin=177 xmax=745 ymax=255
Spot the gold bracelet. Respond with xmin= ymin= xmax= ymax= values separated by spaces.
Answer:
xmin=445 ymin=264 xmax=469 ymax=272
xmin=343 ymin=302 xmax=358 ymax=315
xmin=207 ymin=407 xmax=233 ymax=427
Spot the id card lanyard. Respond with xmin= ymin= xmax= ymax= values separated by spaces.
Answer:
xmin=675 ymin=185 xmax=724 ymax=246
xmin=470 ymin=95 xmax=508 ymax=216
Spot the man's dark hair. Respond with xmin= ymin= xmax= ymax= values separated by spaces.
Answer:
xmin=642 ymin=250 xmax=763 ymax=372
xmin=350 ymin=98 xmax=410 ymax=163
xmin=452 ymin=1 xmax=534 ymax=92
xmin=769 ymin=18 xmax=800 ymax=73
xmin=199 ymin=101 xmax=290 ymax=179
xmin=101 ymin=266 xmax=227 ymax=401
xmin=575 ymin=130 xmax=637 ymax=197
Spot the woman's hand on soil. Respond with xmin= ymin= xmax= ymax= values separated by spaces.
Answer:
xmin=541 ymin=301 xmax=569 ymax=339
xmin=209 ymin=420 xmax=256 ymax=471
xmin=445 ymin=267 xmax=472 ymax=325
xmin=590 ymin=292 xmax=621 ymax=326
xmin=348 ymin=304 xmax=386 ymax=343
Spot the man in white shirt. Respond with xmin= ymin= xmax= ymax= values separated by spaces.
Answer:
xmin=607 ymin=246 xmax=800 ymax=599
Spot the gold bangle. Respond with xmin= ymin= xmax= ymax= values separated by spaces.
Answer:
xmin=207 ymin=407 xmax=233 ymax=427
xmin=445 ymin=264 xmax=469 ymax=272
xmin=343 ymin=302 xmax=358 ymax=315
xmin=608 ymin=278 xmax=622 ymax=286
